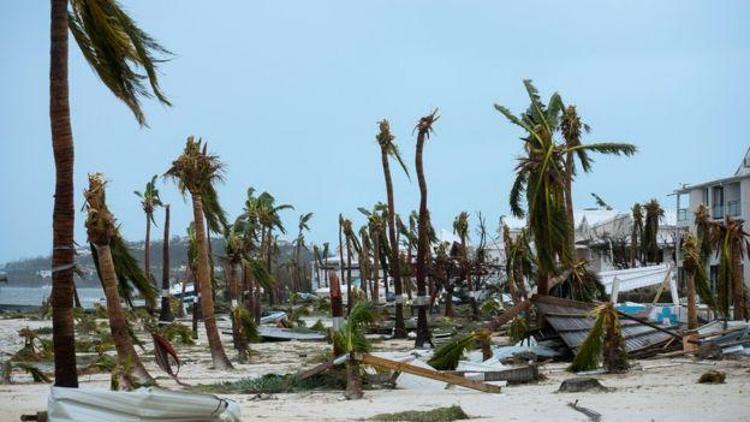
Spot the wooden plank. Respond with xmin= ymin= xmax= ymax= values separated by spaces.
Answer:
xmin=298 ymin=360 xmax=335 ymax=380
xmin=358 ymin=353 xmax=501 ymax=394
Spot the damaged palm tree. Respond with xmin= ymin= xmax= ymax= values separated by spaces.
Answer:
xmin=165 ymin=137 xmax=233 ymax=370
xmin=428 ymin=329 xmax=491 ymax=371
xmin=712 ymin=216 xmax=750 ymax=321
xmin=333 ymin=302 xmax=376 ymax=399
xmin=682 ymin=233 xmax=704 ymax=329
xmin=376 ymin=119 xmax=409 ymax=338
xmin=84 ymin=173 xmax=155 ymax=387
xmin=134 ymin=175 xmax=163 ymax=314
xmin=414 ymin=109 xmax=439 ymax=347
xmin=642 ymin=199 xmax=664 ymax=264
xmin=453 ymin=212 xmax=478 ymax=319
xmin=569 ymin=302 xmax=628 ymax=373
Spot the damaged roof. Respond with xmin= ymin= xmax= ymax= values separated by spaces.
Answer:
xmin=532 ymin=295 xmax=674 ymax=354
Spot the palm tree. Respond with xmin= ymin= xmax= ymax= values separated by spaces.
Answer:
xmin=295 ymin=213 xmax=314 ymax=292
xmin=496 ymin=81 xmax=635 ymax=295
xmin=333 ymin=302 xmax=376 ymax=399
xmin=134 ymin=175 xmax=163 ymax=313
xmin=560 ymin=105 xmax=636 ymax=257
xmin=630 ymin=203 xmax=643 ymax=267
xmin=165 ymin=137 xmax=233 ymax=370
xmin=642 ymin=199 xmax=664 ymax=264
xmin=682 ymin=233 xmax=702 ymax=329
xmin=503 ymin=225 xmax=532 ymax=303
xmin=83 ymin=173 xmax=154 ymax=385
xmin=49 ymin=0 xmax=171 ymax=387
xmin=376 ymin=120 xmax=410 ymax=338
xmin=363 ymin=207 xmax=386 ymax=303
xmin=453 ymin=212 xmax=478 ymax=319
xmin=341 ymin=217 xmax=360 ymax=314
xmin=223 ymin=220 xmax=249 ymax=362
xmin=712 ymin=217 xmax=749 ymax=321
xmin=255 ymin=192 xmax=293 ymax=305
xmin=159 ymin=203 xmax=173 ymax=321
xmin=412 ymin=111 xmax=437 ymax=346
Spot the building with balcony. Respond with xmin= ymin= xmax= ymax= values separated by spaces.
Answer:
xmin=674 ymin=146 xmax=750 ymax=291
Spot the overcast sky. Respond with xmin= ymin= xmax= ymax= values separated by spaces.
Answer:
xmin=1 ymin=0 xmax=748 ymax=264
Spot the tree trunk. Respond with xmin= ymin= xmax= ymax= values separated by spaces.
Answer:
xmin=206 ymin=219 xmax=217 ymax=303
xmin=564 ymin=151 xmax=576 ymax=262
xmin=144 ymin=212 xmax=153 ymax=313
xmin=372 ymin=231 xmax=381 ymax=304
xmin=344 ymin=357 xmax=363 ymax=399
xmin=687 ymin=270 xmax=698 ymax=329
xmin=732 ymin=242 xmax=746 ymax=320
xmin=414 ymin=134 xmax=430 ymax=347
xmin=95 ymin=244 xmax=153 ymax=384
xmin=329 ymin=271 xmax=344 ymax=355
xmin=381 ymin=149 xmax=406 ymax=338
xmin=229 ymin=261 xmax=248 ymax=362
xmin=160 ymin=204 xmax=173 ymax=321
xmin=346 ymin=235 xmax=353 ymax=314
xmin=50 ymin=0 xmax=78 ymax=388
xmin=444 ymin=284 xmax=454 ymax=318
xmin=266 ymin=227 xmax=275 ymax=306
xmin=191 ymin=194 xmax=233 ymax=369
xmin=463 ymin=236 xmax=478 ymax=320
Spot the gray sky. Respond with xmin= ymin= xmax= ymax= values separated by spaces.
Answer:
xmin=1 ymin=0 xmax=748 ymax=263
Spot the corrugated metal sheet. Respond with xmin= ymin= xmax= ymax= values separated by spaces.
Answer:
xmin=533 ymin=295 xmax=673 ymax=354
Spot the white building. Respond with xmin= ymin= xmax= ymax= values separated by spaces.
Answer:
xmin=674 ymin=146 xmax=750 ymax=290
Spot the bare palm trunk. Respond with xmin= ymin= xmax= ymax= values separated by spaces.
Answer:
xmin=415 ymin=131 xmax=430 ymax=347
xmin=330 ymin=271 xmax=344 ymax=355
xmin=372 ymin=231 xmax=381 ymax=304
xmin=344 ymin=357 xmax=363 ymax=399
xmin=95 ymin=244 xmax=153 ymax=384
xmin=50 ymin=0 xmax=78 ymax=388
xmin=144 ymin=212 xmax=153 ymax=313
xmin=346 ymin=236 xmax=353 ymax=314
xmin=732 ymin=242 xmax=745 ymax=320
xmin=191 ymin=194 xmax=233 ymax=369
xmin=564 ymin=151 xmax=576 ymax=261
xmin=381 ymin=149 xmax=406 ymax=338
xmin=160 ymin=204 xmax=173 ymax=321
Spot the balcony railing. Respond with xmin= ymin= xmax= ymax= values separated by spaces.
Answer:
xmin=712 ymin=204 xmax=724 ymax=219
xmin=677 ymin=209 xmax=688 ymax=222
xmin=727 ymin=200 xmax=741 ymax=217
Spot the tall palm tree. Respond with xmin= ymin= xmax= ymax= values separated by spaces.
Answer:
xmin=134 ymin=175 xmax=163 ymax=313
xmin=295 ymin=213 xmax=314 ymax=292
xmin=341 ymin=217 xmax=359 ymax=314
xmin=630 ymin=203 xmax=643 ymax=267
xmin=358 ymin=226 xmax=372 ymax=302
xmin=414 ymin=110 xmax=438 ymax=347
xmin=642 ymin=199 xmax=664 ymax=264
xmin=223 ymin=220 xmax=249 ymax=362
xmin=453 ymin=212 xmax=478 ymax=319
xmin=84 ymin=173 xmax=154 ymax=385
xmin=165 ymin=137 xmax=233 ymax=370
xmin=159 ymin=203 xmax=173 ymax=321
xmin=49 ymin=0 xmax=170 ymax=387
xmin=712 ymin=217 xmax=749 ymax=321
xmin=360 ymin=206 xmax=387 ymax=303
xmin=496 ymin=80 xmax=634 ymax=295
xmin=376 ymin=120 xmax=410 ymax=338
xmin=560 ymin=105 xmax=636 ymax=257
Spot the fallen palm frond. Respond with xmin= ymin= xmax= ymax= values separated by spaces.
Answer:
xmin=189 ymin=372 xmax=345 ymax=394
xmin=151 ymin=332 xmax=187 ymax=386
xmin=428 ymin=332 xmax=479 ymax=371
xmin=1 ymin=361 xmax=51 ymax=384
xmin=161 ymin=322 xmax=195 ymax=345
xmin=233 ymin=307 xmax=260 ymax=343
xmin=569 ymin=303 xmax=628 ymax=373
xmin=370 ymin=405 xmax=470 ymax=422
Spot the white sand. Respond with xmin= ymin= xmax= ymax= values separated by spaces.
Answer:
xmin=1 ymin=317 xmax=749 ymax=421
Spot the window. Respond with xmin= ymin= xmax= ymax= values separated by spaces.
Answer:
xmin=702 ymin=188 xmax=709 ymax=205
xmin=712 ymin=186 xmax=724 ymax=219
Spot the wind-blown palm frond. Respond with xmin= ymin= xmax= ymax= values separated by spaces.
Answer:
xmin=591 ymin=193 xmax=612 ymax=210
xmin=68 ymin=0 xmax=171 ymax=126
xmin=427 ymin=332 xmax=478 ymax=371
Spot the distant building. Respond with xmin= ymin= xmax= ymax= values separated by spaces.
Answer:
xmin=674 ymin=146 xmax=750 ymax=290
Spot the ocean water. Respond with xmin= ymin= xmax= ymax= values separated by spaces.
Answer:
xmin=0 ymin=286 xmax=105 ymax=309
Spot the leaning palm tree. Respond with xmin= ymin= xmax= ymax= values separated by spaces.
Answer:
xmin=165 ymin=137 xmax=233 ymax=370
xmin=376 ymin=120 xmax=410 ymax=338
xmin=134 ymin=175 xmax=163 ymax=313
xmin=294 ymin=212 xmax=314 ymax=292
xmin=255 ymin=192 xmax=293 ymax=305
xmin=560 ymin=105 xmax=636 ymax=256
xmin=630 ymin=203 xmax=644 ymax=267
xmin=49 ymin=0 xmax=171 ymax=387
xmin=642 ymin=199 xmax=664 ymax=264
xmin=414 ymin=110 xmax=438 ymax=347
xmin=83 ymin=173 xmax=154 ymax=386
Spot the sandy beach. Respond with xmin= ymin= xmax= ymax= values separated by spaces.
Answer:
xmin=1 ymin=316 xmax=749 ymax=421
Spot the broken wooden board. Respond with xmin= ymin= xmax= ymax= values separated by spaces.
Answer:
xmin=357 ymin=353 xmax=501 ymax=394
